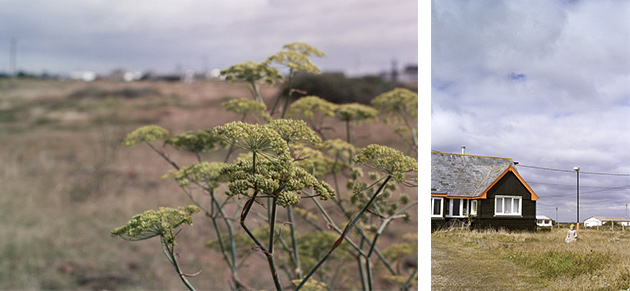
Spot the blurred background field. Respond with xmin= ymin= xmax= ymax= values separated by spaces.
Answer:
xmin=0 ymin=78 xmax=417 ymax=290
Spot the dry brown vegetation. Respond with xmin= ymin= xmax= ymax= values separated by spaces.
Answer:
xmin=0 ymin=79 xmax=417 ymax=290
xmin=432 ymin=228 xmax=630 ymax=291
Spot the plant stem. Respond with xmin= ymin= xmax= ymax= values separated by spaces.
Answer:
xmin=161 ymin=234 xmax=196 ymax=291
xmin=251 ymin=81 xmax=263 ymax=104
xmin=267 ymin=199 xmax=283 ymax=290
xmin=287 ymin=205 xmax=303 ymax=279
xmin=401 ymin=267 xmax=418 ymax=291
xmin=279 ymin=69 xmax=294 ymax=118
xmin=358 ymin=239 xmax=369 ymax=291
xmin=296 ymin=175 xmax=392 ymax=290
xmin=401 ymin=113 xmax=417 ymax=147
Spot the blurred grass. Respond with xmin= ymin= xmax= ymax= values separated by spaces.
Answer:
xmin=0 ymin=79 xmax=417 ymax=290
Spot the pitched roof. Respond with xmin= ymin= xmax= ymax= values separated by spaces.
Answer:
xmin=431 ymin=151 xmax=537 ymax=200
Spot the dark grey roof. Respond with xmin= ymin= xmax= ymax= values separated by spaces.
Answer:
xmin=431 ymin=151 xmax=515 ymax=198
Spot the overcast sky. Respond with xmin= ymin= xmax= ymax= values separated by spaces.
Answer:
xmin=432 ymin=0 xmax=630 ymax=222
xmin=0 ymin=0 xmax=418 ymax=76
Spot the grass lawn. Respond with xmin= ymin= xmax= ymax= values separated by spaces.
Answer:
xmin=432 ymin=228 xmax=630 ymax=291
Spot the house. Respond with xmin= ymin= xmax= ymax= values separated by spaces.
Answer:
xmin=536 ymin=215 xmax=553 ymax=227
xmin=431 ymin=151 xmax=539 ymax=231
xmin=584 ymin=216 xmax=630 ymax=228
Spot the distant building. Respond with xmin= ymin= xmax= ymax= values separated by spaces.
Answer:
xmin=584 ymin=216 xmax=630 ymax=227
xmin=431 ymin=151 xmax=539 ymax=231
xmin=70 ymin=71 xmax=96 ymax=82
xmin=536 ymin=215 xmax=553 ymax=227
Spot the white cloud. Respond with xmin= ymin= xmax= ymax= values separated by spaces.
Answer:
xmin=432 ymin=0 xmax=630 ymax=221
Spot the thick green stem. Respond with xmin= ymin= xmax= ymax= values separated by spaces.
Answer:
xmin=287 ymin=206 xmax=303 ymax=279
xmin=161 ymin=235 xmax=196 ymax=291
xmin=358 ymin=239 xmax=369 ymax=291
xmin=279 ymin=69 xmax=295 ymax=118
xmin=296 ymin=175 xmax=393 ymax=290
xmin=401 ymin=114 xmax=417 ymax=147
xmin=251 ymin=81 xmax=263 ymax=104
xmin=267 ymin=199 xmax=283 ymax=291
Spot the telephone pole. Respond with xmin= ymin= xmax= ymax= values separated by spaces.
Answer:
xmin=556 ymin=207 xmax=559 ymax=229
xmin=574 ymin=166 xmax=580 ymax=232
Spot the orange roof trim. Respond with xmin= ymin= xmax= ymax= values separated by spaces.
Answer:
xmin=480 ymin=165 xmax=539 ymax=201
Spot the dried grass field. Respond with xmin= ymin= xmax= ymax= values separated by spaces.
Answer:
xmin=0 ymin=79 xmax=417 ymax=290
xmin=432 ymin=228 xmax=630 ymax=291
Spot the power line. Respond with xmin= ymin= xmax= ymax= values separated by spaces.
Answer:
xmin=517 ymin=164 xmax=630 ymax=176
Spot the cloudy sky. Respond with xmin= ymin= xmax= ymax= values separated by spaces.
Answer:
xmin=431 ymin=0 xmax=630 ymax=222
xmin=0 ymin=0 xmax=418 ymax=76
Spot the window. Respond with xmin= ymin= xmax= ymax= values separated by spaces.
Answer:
xmin=495 ymin=196 xmax=522 ymax=216
xmin=470 ymin=200 xmax=478 ymax=216
xmin=446 ymin=198 xmax=468 ymax=217
xmin=431 ymin=197 xmax=443 ymax=217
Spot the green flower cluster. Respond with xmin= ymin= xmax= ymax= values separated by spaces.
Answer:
xmin=322 ymin=139 xmax=355 ymax=163
xmin=281 ymin=42 xmax=326 ymax=58
xmin=334 ymin=103 xmax=379 ymax=123
xmin=212 ymin=121 xmax=289 ymax=156
xmin=287 ymin=96 xmax=337 ymax=121
xmin=353 ymin=144 xmax=417 ymax=183
xmin=164 ymin=129 xmax=226 ymax=153
xmin=292 ymin=144 xmax=334 ymax=179
xmin=122 ymin=125 xmax=169 ymax=147
xmin=220 ymin=61 xmax=284 ymax=86
xmin=267 ymin=119 xmax=322 ymax=146
xmin=371 ymin=88 xmax=418 ymax=120
xmin=111 ymin=205 xmax=200 ymax=243
xmin=164 ymin=162 xmax=227 ymax=189
xmin=220 ymin=157 xmax=335 ymax=207
xmin=221 ymin=98 xmax=272 ymax=121
xmin=267 ymin=42 xmax=325 ymax=73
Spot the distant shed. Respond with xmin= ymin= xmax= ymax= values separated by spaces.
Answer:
xmin=584 ymin=216 xmax=630 ymax=227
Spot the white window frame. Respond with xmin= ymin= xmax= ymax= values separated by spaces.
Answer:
xmin=431 ymin=197 xmax=444 ymax=217
xmin=470 ymin=200 xmax=478 ymax=216
xmin=446 ymin=198 xmax=469 ymax=218
xmin=495 ymin=195 xmax=522 ymax=216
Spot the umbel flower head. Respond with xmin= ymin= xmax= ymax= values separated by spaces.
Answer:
xmin=212 ymin=121 xmax=289 ymax=156
xmin=282 ymin=42 xmax=326 ymax=57
xmin=291 ymin=144 xmax=334 ymax=179
xmin=122 ymin=125 xmax=169 ymax=147
xmin=221 ymin=98 xmax=272 ymax=121
xmin=353 ymin=144 xmax=417 ymax=183
xmin=267 ymin=42 xmax=326 ymax=74
xmin=164 ymin=129 xmax=227 ymax=153
xmin=287 ymin=96 xmax=338 ymax=121
xmin=371 ymin=88 xmax=418 ymax=119
xmin=220 ymin=61 xmax=284 ymax=86
xmin=111 ymin=205 xmax=200 ymax=242
xmin=266 ymin=119 xmax=322 ymax=147
xmin=334 ymin=103 xmax=379 ymax=123
xmin=164 ymin=162 xmax=228 ymax=189
xmin=220 ymin=156 xmax=335 ymax=207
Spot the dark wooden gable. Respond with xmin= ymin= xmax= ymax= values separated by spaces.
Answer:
xmin=476 ymin=171 xmax=537 ymax=230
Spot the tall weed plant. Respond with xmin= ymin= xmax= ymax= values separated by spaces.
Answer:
xmin=111 ymin=42 xmax=418 ymax=290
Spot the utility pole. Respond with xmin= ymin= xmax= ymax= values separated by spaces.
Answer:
xmin=574 ymin=166 xmax=580 ymax=233
xmin=556 ymin=207 xmax=559 ymax=229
